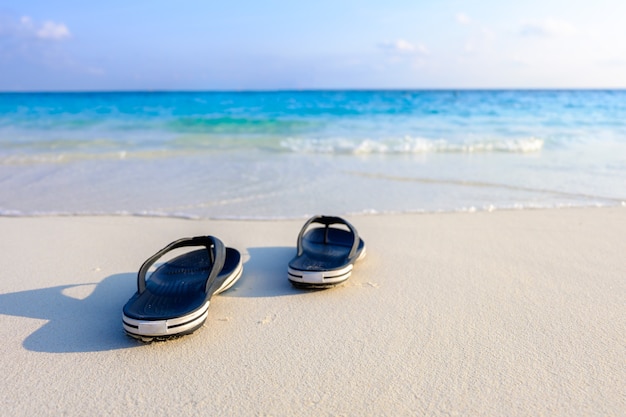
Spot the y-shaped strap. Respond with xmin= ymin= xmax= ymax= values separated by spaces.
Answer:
xmin=296 ymin=215 xmax=359 ymax=259
xmin=136 ymin=236 xmax=226 ymax=295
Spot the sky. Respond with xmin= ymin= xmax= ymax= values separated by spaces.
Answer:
xmin=1 ymin=0 xmax=626 ymax=91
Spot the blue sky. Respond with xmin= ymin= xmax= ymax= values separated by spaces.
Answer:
xmin=1 ymin=0 xmax=625 ymax=90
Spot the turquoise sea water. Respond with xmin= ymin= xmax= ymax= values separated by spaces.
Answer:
xmin=0 ymin=90 xmax=625 ymax=219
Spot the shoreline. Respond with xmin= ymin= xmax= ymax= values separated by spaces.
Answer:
xmin=1 ymin=207 xmax=624 ymax=416
xmin=1 ymin=202 xmax=625 ymax=222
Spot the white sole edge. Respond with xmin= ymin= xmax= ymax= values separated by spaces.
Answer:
xmin=122 ymin=300 xmax=210 ymax=338
xmin=288 ymin=247 xmax=366 ymax=286
xmin=213 ymin=261 xmax=243 ymax=295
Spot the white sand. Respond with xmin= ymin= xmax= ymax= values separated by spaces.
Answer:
xmin=1 ymin=208 xmax=624 ymax=416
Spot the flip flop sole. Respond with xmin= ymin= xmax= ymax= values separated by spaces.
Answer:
xmin=123 ymin=256 xmax=243 ymax=342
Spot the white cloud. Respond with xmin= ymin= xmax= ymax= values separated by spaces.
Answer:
xmin=19 ymin=16 xmax=34 ymax=28
xmin=36 ymin=21 xmax=71 ymax=40
xmin=0 ymin=13 xmax=101 ymax=88
xmin=379 ymin=39 xmax=429 ymax=55
xmin=519 ymin=19 xmax=576 ymax=38
xmin=455 ymin=13 xmax=471 ymax=25
xmin=2 ymin=15 xmax=72 ymax=41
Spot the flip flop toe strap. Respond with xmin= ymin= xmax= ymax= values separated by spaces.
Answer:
xmin=296 ymin=215 xmax=360 ymax=260
xmin=136 ymin=236 xmax=226 ymax=294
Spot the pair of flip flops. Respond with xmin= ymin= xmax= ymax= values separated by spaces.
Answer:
xmin=122 ymin=215 xmax=365 ymax=341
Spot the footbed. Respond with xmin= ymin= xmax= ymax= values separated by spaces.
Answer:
xmin=123 ymin=247 xmax=240 ymax=321
xmin=289 ymin=228 xmax=364 ymax=272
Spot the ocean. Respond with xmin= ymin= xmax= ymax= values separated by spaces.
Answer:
xmin=0 ymin=90 xmax=625 ymax=219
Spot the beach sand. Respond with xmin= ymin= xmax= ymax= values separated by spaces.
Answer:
xmin=1 ymin=208 xmax=624 ymax=416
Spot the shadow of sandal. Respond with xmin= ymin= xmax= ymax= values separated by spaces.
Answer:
xmin=223 ymin=246 xmax=317 ymax=298
xmin=0 ymin=273 xmax=142 ymax=353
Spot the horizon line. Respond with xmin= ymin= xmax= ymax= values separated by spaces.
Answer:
xmin=2 ymin=87 xmax=626 ymax=94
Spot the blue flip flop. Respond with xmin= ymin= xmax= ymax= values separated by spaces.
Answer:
xmin=122 ymin=236 xmax=242 ymax=341
xmin=288 ymin=215 xmax=366 ymax=289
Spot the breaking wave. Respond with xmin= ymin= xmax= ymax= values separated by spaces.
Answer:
xmin=280 ymin=136 xmax=544 ymax=154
